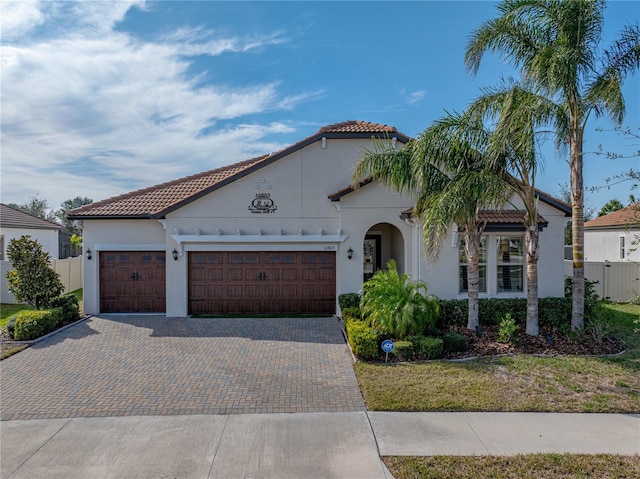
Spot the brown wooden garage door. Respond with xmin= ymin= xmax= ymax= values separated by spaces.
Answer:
xmin=189 ymin=251 xmax=336 ymax=315
xmin=100 ymin=252 xmax=166 ymax=313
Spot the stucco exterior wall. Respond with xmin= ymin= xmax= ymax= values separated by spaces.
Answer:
xmin=82 ymin=220 xmax=166 ymax=315
xmin=0 ymin=227 xmax=60 ymax=260
xmin=584 ymin=228 xmax=640 ymax=262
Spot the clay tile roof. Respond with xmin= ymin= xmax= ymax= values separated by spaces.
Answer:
xmin=398 ymin=207 xmax=548 ymax=226
xmin=68 ymin=155 xmax=269 ymax=219
xmin=0 ymin=203 xmax=63 ymax=229
xmin=318 ymin=120 xmax=398 ymax=134
xmin=67 ymin=121 xmax=412 ymax=220
xmin=585 ymin=202 xmax=640 ymax=229
xmin=477 ymin=210 xmax=547 ymax=225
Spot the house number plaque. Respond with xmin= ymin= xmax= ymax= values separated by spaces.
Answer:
xmin=249 ymin=193 xmax=277 ymax=214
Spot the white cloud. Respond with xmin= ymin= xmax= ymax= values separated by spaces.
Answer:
xmin=0 ymin=1 xmax=44 ymax=39
xmin=405 ymin=89 xmax=426 ymax=104
xmin=0 ymin=1 xmax=315 ymax=209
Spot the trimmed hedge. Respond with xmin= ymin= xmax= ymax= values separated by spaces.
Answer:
xmin=341 ymin=306 xmax=362 ymax=321
xmin=51 ymin=294 xmax=80 ymax=322
xmin=12 ymin=309 xmax=61 ymax=341
xmin=437 ymin=297 xmax=572 ymax=332
xmin=417 ymin=336 xmax=444 ymax=359
xmin=345 ymin=320 xmax=378 ymax=360
xmin=338 ymin=293 xmax=361 ymax=310
xmin=7 ymin=293 xmax=81 ymax=341
xmin=392 ymin=340 xmax=414 ymax=360
xmin=442 ymin=331 xmax=466 ymax=352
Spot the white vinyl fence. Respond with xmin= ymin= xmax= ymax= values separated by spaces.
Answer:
xmin=0 ymin=257 xmax=83 ymax=304
xmin=564 ymin=260 xmax=640 ymax=302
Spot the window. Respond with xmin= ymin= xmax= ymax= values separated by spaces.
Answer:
xmin=459 ymin=237 xmax=487 ymax=293
xmin=0 ymin=235 xmax=4 ymax=260
xmin=497 ymin=236 xmax=524 ymax=292
xmin=620 ymin=236 xmax=626 ymax=260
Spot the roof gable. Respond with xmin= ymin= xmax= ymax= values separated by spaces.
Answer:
xmin=69 ymin=120 xmax=410 ymax=219
xmin=585 ymin=202 xmax=640 ymax=229
xmin=0 ymin=204 xmax=63 ymax=230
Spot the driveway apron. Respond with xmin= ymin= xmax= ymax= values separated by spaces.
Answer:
xmin=0 ymin=315 xmax=365 ymax=420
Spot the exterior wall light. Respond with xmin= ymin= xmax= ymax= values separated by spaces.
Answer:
xmin=86 ymin=249 xmax=92 ymax=260
xmin=172 ymin=249 xmax=179 ymax=261
xmin=347 ymin=247 xmax=353 ymax=260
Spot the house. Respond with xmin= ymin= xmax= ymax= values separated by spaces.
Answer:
xmin=68 ymin=121 xmax=571 ymax=317
xmin=1 ymin=203 xmax=65 ymax=303
xmin=584 ymin=203 xmax=640 ymax=262
xmin=0 ymin=203 xmax=63 ymax=261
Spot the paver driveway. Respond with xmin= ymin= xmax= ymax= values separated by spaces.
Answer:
xmin=1 ymin=315 xmax=365 ymax=420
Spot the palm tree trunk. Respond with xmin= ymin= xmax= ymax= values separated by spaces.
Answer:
xmin=464 ymin=230 xmax=482 ymax=330
xmin=524 ymin=225 xmax=539 ymax=336
xmin=570 ymin=126 xmax=585 ymax=330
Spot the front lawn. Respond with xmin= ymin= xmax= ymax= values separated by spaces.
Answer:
xmin=355 ymin=303 xmax=640 ymax=413
xmin=384 ymin=454 xmax=640 ymax=479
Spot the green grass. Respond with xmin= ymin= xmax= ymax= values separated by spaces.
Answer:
xmin=355 ymin=303 xmax=640 ymax=413
xmin=384 ymin=454 xmax=640 ymax=479
xmin=0 ymin=303 xmax=33 ymax=327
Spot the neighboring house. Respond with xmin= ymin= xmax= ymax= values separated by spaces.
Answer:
xmin=0 ymin=203 xmax=62 ymax=261
xmin=584 ymin=203 xmax=640 ymax=262
xmin=68 ymin=121 xmax=571 ymax=317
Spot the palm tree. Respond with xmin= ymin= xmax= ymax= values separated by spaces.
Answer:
xmin=469 ymin=81 xmax=560 ymax=336
xmin=465 ymin=0 xmax=640 ymax=330
xmin=353 ymin=114 xmax=509 ymax=331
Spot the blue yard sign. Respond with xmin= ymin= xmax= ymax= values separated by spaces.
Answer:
xmin=381 ymin=339 xmax=394 ymax=363
xmin=381 ymin=339 xmax=394 ymax=353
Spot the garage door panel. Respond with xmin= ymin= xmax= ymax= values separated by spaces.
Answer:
xmin=100 ymin=251 xmax=165 ymax=313
xmin=206 ymin=269 xmax=223 ymax=282
xmin=227 ymin=268 xmax=244 ymax=282
xmin=188 ymin=251 xmax=335 ymax=315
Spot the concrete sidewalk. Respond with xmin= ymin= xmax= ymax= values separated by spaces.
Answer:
xmin=2 ymin=412 xmax=638 ymax=479
xmin=368 ymin=411 xmax=640 ymax=456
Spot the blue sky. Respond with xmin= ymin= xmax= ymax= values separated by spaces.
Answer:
xmin=2 ymin=0 xmax=639 ymax=215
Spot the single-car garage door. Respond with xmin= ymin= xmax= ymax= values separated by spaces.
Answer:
xmin=100 ymin=251 xmax=166 ymax=313
xmin=189 ymin=251 xmax=336 ymax=315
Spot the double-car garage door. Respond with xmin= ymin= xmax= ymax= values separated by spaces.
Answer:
xmin=99 ymin=250 xmax=336 ymax=315
xmin=189 ymin=251 xmax=336 ymax=315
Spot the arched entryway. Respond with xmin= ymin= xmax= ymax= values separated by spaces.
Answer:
xmin=363 ymin=223 xmax=405 ymax=281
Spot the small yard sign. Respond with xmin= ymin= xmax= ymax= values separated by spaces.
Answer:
xmin=381 ymin=339 xmax=394 ymax=363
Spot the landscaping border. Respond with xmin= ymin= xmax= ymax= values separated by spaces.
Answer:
xmin=5 ymin=315 xmax=92 ymax=346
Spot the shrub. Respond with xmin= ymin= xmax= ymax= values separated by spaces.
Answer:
xmin=417 ymin=336 xmax=444 ymax=359
xmin=341 ymin=306 xmax=362 ymax=322
xmin=392 ymin=340 xmax=414 ymax=360
xmin=585 ymin=304 xmax=610 ymax=344
xmin=338 ymin=293 xmax=361 ymax=310
xmin=498 ymin=313 xmax=520 ymax=344
xmin=442 ymin=332 xmax=466 ymax=352
xmin=12 ymin=309 xmax=60 ymax=341
xmin=5 ymin=317 xmax=17 ymax=339
xmin=438 ymin=297 xmax=571 ymax=332
xmin=6 ymin=236 xmax=64 ymax=310
xmin=345 ymin=320 xmax=378 ymax=360
xmin=437 ymin=299 xmax=466 ymax=328
xmin=538 ymin=297 xmax=571 ymax=333
xmin=51 ymin=294 xmax=80 ymax=323
xmin=361 ymin=259 xmax=439 ymax=339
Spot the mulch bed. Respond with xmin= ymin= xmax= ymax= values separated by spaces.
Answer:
xmin=445 ymin=326 xmax=627 ymax=359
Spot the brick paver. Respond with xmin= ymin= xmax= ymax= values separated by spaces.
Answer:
xmin=1 ymin=316 xmax=365 ymax=420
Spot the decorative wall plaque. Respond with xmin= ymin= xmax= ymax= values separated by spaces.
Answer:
xmin=249 ymin=192 xmax=277 ymax=214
